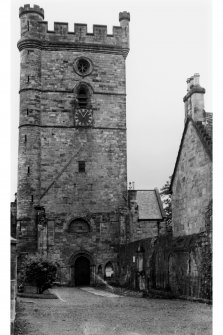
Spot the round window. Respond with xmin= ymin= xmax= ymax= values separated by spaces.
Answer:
xmin=77 ymin=59 xmax=90 ymax=74
xmin=74 ymin=57 xmax=93 ymax=77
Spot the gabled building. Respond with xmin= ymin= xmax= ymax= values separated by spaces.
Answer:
xmin=118 ymin=75 xmax=212 ymax=301
xmin=170 ymin=73 xmax=212 ymax=236
xmin=128 ymin=189 xmax=166 ymax=242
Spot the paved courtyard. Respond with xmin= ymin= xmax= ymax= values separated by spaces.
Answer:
xmin=15 ymin=287 xmax=212 ymax=335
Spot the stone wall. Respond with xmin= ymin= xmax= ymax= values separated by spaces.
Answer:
xmin=45 ymin=212 xmax=121 ymax=285
xmin=171 ymin=121 xmax=212 ymax=236
xmin=11 ymin=237 xmax=17 ymax=335
xmin=127 ymin=190 xmax=165 ymax=242
xmin=129 ymin=219 xmax=159 ymax=242
xmin=118 ymin=224 xmax=212 ymax=301
xmin=11 ymin=202 xmax=17 ymax=239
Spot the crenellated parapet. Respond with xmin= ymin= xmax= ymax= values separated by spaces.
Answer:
xmin=19 ymin=4 xmax=44 ymax=19
xmin=18 ymin=5 xmax=130 ymax=57
xmin=119 ymin=11 xmax=130 ymax=22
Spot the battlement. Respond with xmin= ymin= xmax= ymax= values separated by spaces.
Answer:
xmin=119 ymin=11 xmax=130 ymax=22
xmin=38 ymin=21 xmax=123 ymax=37
xmin=18 ymin=7 xmax=130 ymax=55
xmin=19 ymin=4 xmax=44 ymax=19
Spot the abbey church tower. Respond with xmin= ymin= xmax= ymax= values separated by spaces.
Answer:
xmin=17 ymin=4 xmax=130 ymax=285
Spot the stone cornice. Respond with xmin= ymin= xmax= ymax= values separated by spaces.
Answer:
xmin=19 ymin=87 xmax=126 ymax=96
xmin=19 ymin=9 xmax=44 ymax=19
xmin=183 ymin=86 xmax=205 ymax=102
xmin=19 ymin=124 xmax=127 ymax=131
xmin=17 ymin=38 xmax=129 ymax=58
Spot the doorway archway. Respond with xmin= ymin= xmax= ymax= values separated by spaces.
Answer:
xmin=69 ymin=251 xmax=94 ymax=287
xmin=74 ymin=256 xmax=90 ymax=286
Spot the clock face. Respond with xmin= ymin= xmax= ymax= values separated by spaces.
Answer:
xmin=75 ymin=109 xmax=93 ymax=127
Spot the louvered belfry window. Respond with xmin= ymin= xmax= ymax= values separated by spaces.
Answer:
xmin=77 ymin=85 xmax=89 ymax=108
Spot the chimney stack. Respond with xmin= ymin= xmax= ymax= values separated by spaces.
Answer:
xmin=183 ymin=73 xmax=206 ymax=124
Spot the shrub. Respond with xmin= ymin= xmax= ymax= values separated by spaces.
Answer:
xmin=21 ymin=254 xmax=58 ymax=294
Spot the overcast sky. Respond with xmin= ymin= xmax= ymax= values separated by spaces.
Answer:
xmin=10 ymin=0 xmax=212 ymax=200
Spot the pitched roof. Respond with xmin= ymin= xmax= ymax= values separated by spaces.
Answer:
xmin=170 ymin=114 xmax=212 ymax=192
xmin=204 ymin=112 xmax=213 ymax=138
xmin=194 ymin=120 xmax=212 ymax=156
xmin=129 ymin=189 xmax=166 ymax=220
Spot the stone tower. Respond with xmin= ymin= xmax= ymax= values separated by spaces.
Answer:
xmin=17 ymin=4 xmax=130 ymax=285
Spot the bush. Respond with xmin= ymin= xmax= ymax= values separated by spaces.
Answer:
xmin=21 ymin=254 xmax=58 ymax=294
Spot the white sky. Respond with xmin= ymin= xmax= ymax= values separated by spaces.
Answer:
xmin=10 ymin=0 xmax=212 ymax=200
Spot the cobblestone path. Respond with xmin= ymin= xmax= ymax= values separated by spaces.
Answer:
xmin=15 ymin=287 xmax=212 ymax=335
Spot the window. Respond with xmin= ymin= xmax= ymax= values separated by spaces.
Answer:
xmin=74 ymin=57 xmax=93 ymax=77
xmin=77 ymin=58 xmax=90 ymax=74
xmin=69 ymin=219 xmax=90 ymax=233
xmin=105 ymin=262 xmax=114 ymax=278
xmin=78 ymin=161 xmax=85 ymax=173
xmin=77 ymin=85 xmax=89 ymax=108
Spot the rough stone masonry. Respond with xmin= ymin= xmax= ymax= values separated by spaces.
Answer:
xmin=17 ymin=4 xmax=130 ymax=285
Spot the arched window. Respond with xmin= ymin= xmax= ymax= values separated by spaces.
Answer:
xmin=77 ymin=85 xmax=90 ymax=108
xmin=69 ymin=218 xmax=90 ymax=233
xmin=105 ymin=262 xmax=114 ymax=278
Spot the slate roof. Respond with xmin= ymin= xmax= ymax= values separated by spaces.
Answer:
xmin=170 ymin=113 xmax=212 ymax=192
xmin=129 ymin=189 xmax=166 ymax=220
